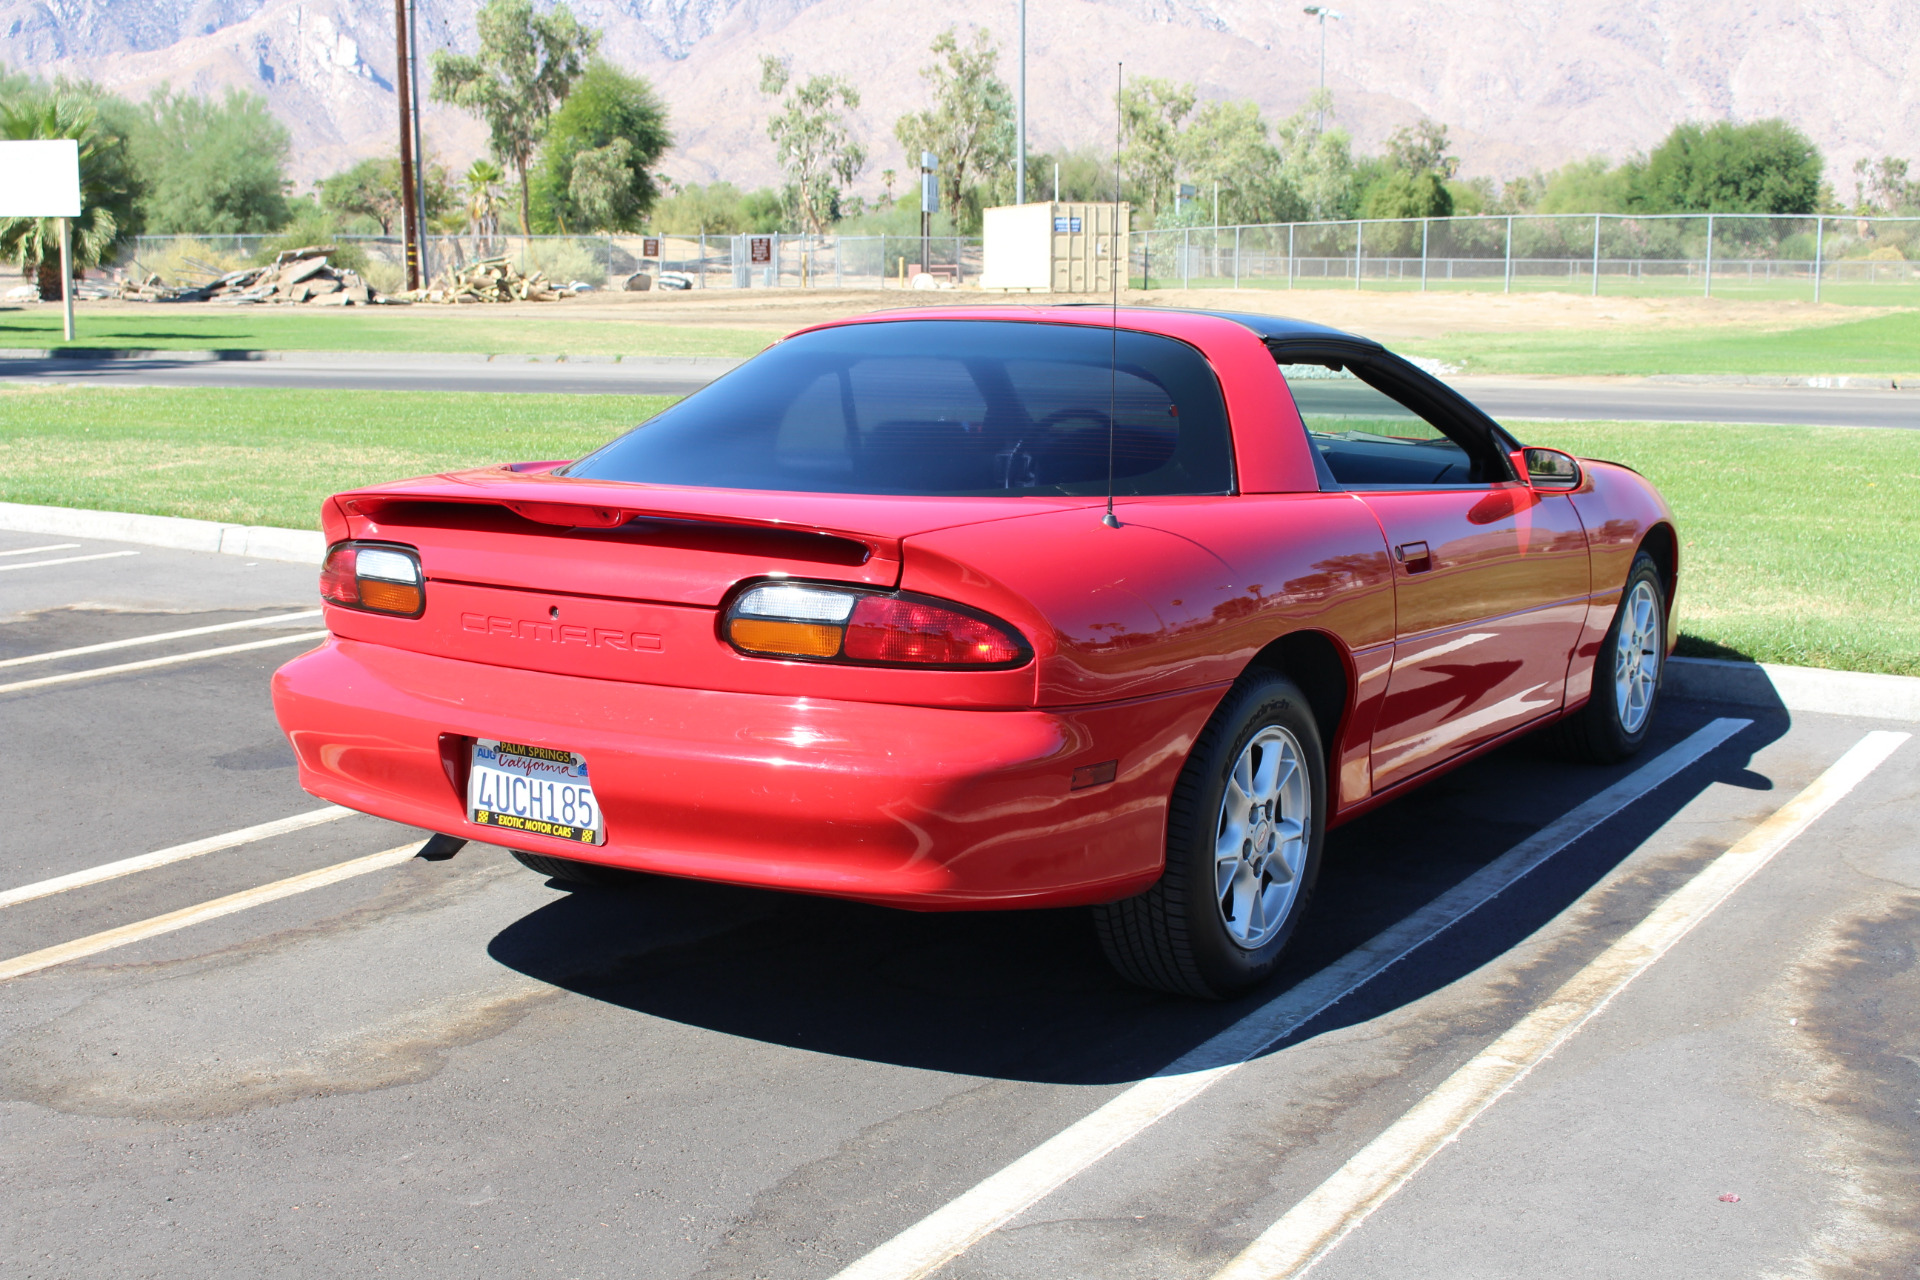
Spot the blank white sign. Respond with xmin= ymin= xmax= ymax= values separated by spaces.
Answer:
xmin=0 ymin=140 xmax=82 ymax=217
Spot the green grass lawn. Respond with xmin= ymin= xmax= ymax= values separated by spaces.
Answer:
xmin=3 ymin=386 xmax=1913 ymax=676
xmin=0 ymin=386 xmax=670 ymax=530
xmin=0 ymin=306 xmax=772 ymax=358
xmin=1515 ymin=419 xmax=1920 ymax=676
xmin=1397 ymin=309 xmax=1920 ymax=377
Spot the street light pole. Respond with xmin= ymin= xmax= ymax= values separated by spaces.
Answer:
xmin=1302 ymin=6 xmax=1343 ymax=132
xmin=1016 ymin=0 xmax=1026 ymax=205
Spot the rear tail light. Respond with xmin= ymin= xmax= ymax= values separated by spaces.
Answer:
xmin=724 ymin=581 xmax=1029 ymax=669
xmin=320 ymin=542 xmax=425 ymax=617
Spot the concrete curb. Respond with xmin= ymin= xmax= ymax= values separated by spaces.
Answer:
xmin=2 ymin=500 xmax=1916 ymax=720
xmin=0 ymin=501 xmax=324 ymax=565
xmin=1665 ymin=657 xmax=1920 ymax=722
xmin=0 ymin=347 xmax=749 ymax=369
xmin=1643 ymin=373 xmax=1919 ymax=390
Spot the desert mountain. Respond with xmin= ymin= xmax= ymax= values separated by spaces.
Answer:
xmin=5 ymin=0 xmax=1915 ymax=203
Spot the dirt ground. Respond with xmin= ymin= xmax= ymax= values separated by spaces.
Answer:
xmin=429 ymin=285 xmax=1891 ymax=341
xmin=62 ymin=286 xmax=1893 ymax=344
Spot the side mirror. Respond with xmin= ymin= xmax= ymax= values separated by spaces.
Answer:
xmin=1522 ymin=447 xmax=1581 ymax=490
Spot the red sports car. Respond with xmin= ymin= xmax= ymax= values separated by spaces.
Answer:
xmin=272 ymin=306 xmax=1675 ymax=998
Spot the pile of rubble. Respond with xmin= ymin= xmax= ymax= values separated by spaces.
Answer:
xmin=183 ymin=246 xmax=379 ymax=305
xmin=393 ymin=256 xmax=563 ymax=304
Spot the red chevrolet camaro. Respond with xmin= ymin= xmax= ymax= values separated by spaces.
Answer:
xmin=272 ymin=306 xmax=1675 ymax=997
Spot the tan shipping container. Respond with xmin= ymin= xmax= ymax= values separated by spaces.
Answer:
xmin=979 ymin=201 xmax=1131 ymax=293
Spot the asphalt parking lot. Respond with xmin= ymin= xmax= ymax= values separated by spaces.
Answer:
xmin=1 ymin=530 xmax=1915 ymax=1279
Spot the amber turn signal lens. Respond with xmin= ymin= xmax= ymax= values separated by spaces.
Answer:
xmin=728 ymin=618 xmax=844 ymax=658
xmin=358 ymin=578 xmax=423 ymax=615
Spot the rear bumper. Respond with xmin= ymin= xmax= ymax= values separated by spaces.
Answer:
xmin=272 ymin=638 xmax=1223 ymax=909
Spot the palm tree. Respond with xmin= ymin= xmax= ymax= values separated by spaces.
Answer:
xmin=464 ymin=159 xmax=505 ymax=250
xmin=0 ymin=94 xmax=139 ymax=301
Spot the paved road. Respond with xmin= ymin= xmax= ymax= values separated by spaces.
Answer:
xmin=4 ymin=352 xmax=1918 ymax=428
xmin=1 ymin=533 xmax=1916 ymax=1278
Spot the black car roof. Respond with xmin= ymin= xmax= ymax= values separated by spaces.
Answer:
xmin=1057 ymin=304 xmax=1382 ymax=349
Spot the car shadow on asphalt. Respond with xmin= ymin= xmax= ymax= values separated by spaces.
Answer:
xmin=487 ymin=699 xmax=1789 ymax=1086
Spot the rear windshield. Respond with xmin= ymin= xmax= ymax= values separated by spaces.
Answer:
xmin=563 ymin=320 xmax=1234 ymax=496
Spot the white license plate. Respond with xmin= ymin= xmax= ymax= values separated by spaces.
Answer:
xmin=468 ymin=739 xmax=604 ymax=845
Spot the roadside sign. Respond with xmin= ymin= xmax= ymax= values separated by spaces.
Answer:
xmin=0 ymin=140 xmax=80 ymax=216
xmin=642 ymin=237 xmax=660 ymax=258
xmin=749 ymin=236 xmax=772 ymax=264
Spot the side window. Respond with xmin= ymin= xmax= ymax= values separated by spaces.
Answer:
xmin=1280 ymin=361 xmax=1482 ymax=489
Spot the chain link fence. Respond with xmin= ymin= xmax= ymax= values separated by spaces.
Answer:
xmin=1132 ymin=213 xmax=1920 ymax=303
xmin=115 ymin=214 xmax=1920 ymax=304
xmin=120 ymin=232 xmax=983 ymax=295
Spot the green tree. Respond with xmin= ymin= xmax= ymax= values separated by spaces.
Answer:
xmin=527 ymin=60 xmax=670 ymax=233
xmin=319 ymin=155 xmax=456 ymax=235
xmin=1176 ymin=100 xmax=1304 ymax=225
xmin=1852 ymin=156 xmax=1918 ymax=215
xmin=759 ymin=56 xmax=865 ymax=234
xmin=0 ymin=92 xmax=142 ymax=298
xmin=1117 ymin=77 xmax=1194 ymax=219
xmin=892 ymin=28 xmax=1014 ymax=227
xmin=1274 ymin=90 xmax=1356 ymax=220
xmin=129 ymin=86 xmax=290 ymax=233
xmin=649 ymin=182 xmax=785 ymax=235
xmin=430 ymin=0 xmax=599 ymax=235
xmin=1633 ymin=119 xmax=1821 ymax=214
xmin=1384 ymin=118 xmax=1458 ymax=179
xmin=463 ymin=160 xmax=506 ymax=240
xmin=1533 ymin=157 xmax=1637 ymax=214
xmin=1359 ymin=168 xmax=1452 ymax=220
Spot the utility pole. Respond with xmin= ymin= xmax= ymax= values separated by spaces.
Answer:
xmin=1015 ymin=0 xmax=1026 ymax=205
xmin=393 ymin=0 xmax=421 ymax=290
xmin=1302 ymin=6 xmax=1343 ymax=131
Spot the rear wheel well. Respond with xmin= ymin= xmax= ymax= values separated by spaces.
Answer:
xmin=1245 ymin=630 xmax=1350 ymax=776
xmin=1640 ymin=522 xmax=1678 ymax=615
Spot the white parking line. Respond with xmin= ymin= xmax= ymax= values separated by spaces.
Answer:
xmin=0 ymin=550 xmax=140 ymax=573
xmin=1212 ymin=729 xmax=1910 ymax=1280
xmin=0 ymin=630 xmax=327 ymax=695
xmin=0 ymin=805 xmax=354 ymax=910
xmin=0 ymin=543 xmax=80 ymax=557
xmin=826 ymin=717 xmax=1753 ymax=1280
xmin=0 ymin=841 xmax=425 ymax=982
xmin=0 ymin=609 xmax=324 ymax=671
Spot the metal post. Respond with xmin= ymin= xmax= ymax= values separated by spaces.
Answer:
xmin=1015 ymin=0 xmax=1026 ymax=205
xmin=1703 ymin=213 xmax=1714 ymax=297
xmin=58 ymin=217 xmax=74 ymax=342
xmin=1813 ymin=216 xmax=1824 ymax=303
xmin=1503 ymin=215 xmax=1513 ymax=293
xmin=393 ymin=0 xmax=421 ymax=291
xmin=1182 ymin=226 xmax=1190 ymax=288
xmin=1354 ymin=220 xmax=1363 ymax=290
xmin=699 ymin=233 xmax=707 ymax=287
xmin=1287 ymin=223 xmax=1295 ymax=289
xmin=1591 ymin=213 xmax=1601 ymax=296
xmin=1420 ymin=218 xmax=1429 ymax=291
xmin=407 ymin=0 xmax=431 ymax=282
xmin=1233 ymin=225 xmax=1241 ymax=288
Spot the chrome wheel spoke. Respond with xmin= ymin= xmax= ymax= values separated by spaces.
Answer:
xmin=1612 ymin=580 xmax=1661 ymax=735
xmin=1209 ymin=725 xmax=1311 ymax=951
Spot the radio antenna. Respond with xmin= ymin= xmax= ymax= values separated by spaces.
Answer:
xmin=1102 ymin=61 xmax=1122 ymax=530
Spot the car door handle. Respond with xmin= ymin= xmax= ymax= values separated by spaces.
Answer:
xmin=1395 ymin=541 xmax=1433 ymax=573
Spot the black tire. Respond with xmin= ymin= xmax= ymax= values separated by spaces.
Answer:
xmin=510 ymin=849 xmax=651 ymax=888
xmin=1094 ymin=671 xmax=1327 ymax=999
xmin=1547 ymin=551 xmax=1667 ymax=764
